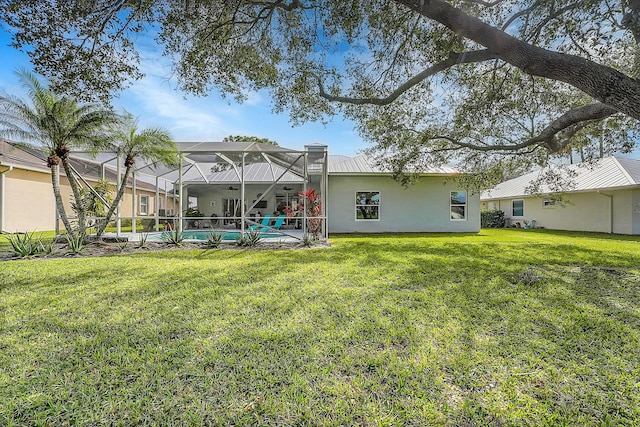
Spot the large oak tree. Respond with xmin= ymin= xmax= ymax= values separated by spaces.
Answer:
xmin=3 ymin=0 xmax=640 ymax=184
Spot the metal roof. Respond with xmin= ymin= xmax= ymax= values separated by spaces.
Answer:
xmin=4 ymin=138 xmax=460 ymax=184
xmin=481 ymin=156 xmax=640 ymax=200
xmin=327 ymin=154 xmax=459 ymax=175
xmin=183 ymin=154 xmax=460 ymax=182
xmin=187 ymin=162 xmax=305 ymax=184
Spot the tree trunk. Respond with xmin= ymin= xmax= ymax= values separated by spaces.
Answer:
xmin=60 ymin=158 xmax=87 ymax=236
xmin=96 ymin=166 xmax=132 ymax=237
xmin=397 ymin=0 xmax=640 ymax=120
xmin=51 ymin=165 xmax=75 ymax=239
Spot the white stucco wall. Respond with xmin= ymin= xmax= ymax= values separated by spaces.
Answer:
xmin=633 ymin=189 xmax=640 ymax=234
xmin=483 ymin=189 xmax=640 ymax=234
xmin=327 ymin=175 xmax=480 ymax=233
xmin=194 ymin=184 xmax=286 ymax=218
xmin=4 ymin=168 xmax=56 ymax=232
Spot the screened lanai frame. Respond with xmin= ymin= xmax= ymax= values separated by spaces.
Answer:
xmin=65 ymin=141 xmax=328 ymax=241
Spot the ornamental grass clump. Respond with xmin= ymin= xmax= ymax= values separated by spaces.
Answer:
xmin=161 ymin=229 xmax=184 ymax=246
xmin=7 ymin=231 xmax=52 ymax=258
xmin=302 ymin=232 xmax=317 ymax=247
xmin=235 ymin=229 xmax=262 ymax=247
xmin=65 ymin=233 xmax=85 ymax=254
xmin=137 ymin=233 xmax=149 ymax=249
xmin=206 ymin=230 xmax=224 ymax=248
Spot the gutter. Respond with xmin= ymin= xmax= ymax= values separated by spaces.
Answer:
xmin=0 ymin=165 xmax=14 ymax=233
xmin=597 ymin=190 xmax=613 ymax=234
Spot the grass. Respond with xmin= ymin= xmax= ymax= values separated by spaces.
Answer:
xmin=1 ymin=229 xmax=639 ymax=426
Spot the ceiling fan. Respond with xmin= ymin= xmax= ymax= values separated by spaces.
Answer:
xmin=283 ymin=186 xmax=293 ymax=191
xmin=228 ymin=186 xmax=238 ymax=191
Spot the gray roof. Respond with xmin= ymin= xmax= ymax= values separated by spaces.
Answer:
xmin=327 ymin=154 xmax=459 ymax=175
xmin=5 ymin=138 xmax=460 ymax=184
xmin=482 ymin=156 xmax=640 ymax=200
xmin=128 ymin=141 xmax=309 ymax=181
xmin=189 ymin=162 xmax=305 ymax=184
xmin=0 ymin=139 xmax=49 ymax=172
xmin=0 ymin=139 xmax=158 ymax=191
xmin=185 ymin=153 xmax=460 ymax=184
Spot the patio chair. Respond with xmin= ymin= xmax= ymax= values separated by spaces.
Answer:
xmin=247 ymin=214 xmax=271 ymax=231
xmin=271 ymin=214 xmax=286 ymax=230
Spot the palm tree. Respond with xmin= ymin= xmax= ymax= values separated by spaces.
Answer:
xmin=0 ymin=70 xmax=118 ymax=238
xmin=96 ymin=114 xmax=179 ymax=237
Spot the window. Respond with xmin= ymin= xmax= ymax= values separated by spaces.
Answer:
xmin=450 ymin=191 xmax=467 ymax=220
xmin=355 ymin=191 xmax=380 ymax=220
xmin=512 ymin=199 xmax=524 ymax=217
xmin=542 ymin=198 xmax=556 ymax=208
xmin=139 ymin=195 xmax=149 ymax=215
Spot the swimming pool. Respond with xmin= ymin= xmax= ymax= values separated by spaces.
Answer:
xmin=146 ymin=229 xmax=283 ymax=242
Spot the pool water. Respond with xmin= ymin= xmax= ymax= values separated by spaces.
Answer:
xmin=146 ymin=229 xmax=282 ymax=242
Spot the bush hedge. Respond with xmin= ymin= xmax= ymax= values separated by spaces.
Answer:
xmin=481 ymin=209 xmax=506 ymax=228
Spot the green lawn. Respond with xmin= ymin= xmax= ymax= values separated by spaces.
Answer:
xmin=1 ymin=229 xmax=639 ymax=426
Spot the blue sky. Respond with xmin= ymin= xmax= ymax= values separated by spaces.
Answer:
xmin=0 ymin=28 xmax=368 ymax=156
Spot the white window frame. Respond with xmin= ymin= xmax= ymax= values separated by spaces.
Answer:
xmin=512 ymin=199 xmax=524 ymax=217
xmin=450 ymin=191 xmax=467 ymax=221
xmin=139 ymin=194 xmax=150 ymax=216
xmin=355 ymin=191 xmax=380 ymax=221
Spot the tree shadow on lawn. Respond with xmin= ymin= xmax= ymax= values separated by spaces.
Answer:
xmin=389 ymin=257 xmax=640 ymax=424
xmin=4 ymin=233 xmax=640 ymax=425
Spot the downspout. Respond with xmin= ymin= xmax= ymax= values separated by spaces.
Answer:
xmin=597 ymin=191 xmax=613 ymax=234
xmin=0 ymin=165 xmax=14 ymax=233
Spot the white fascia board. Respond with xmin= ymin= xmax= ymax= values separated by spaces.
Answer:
xmin=0 ymin=160 xmax=50 ymax=174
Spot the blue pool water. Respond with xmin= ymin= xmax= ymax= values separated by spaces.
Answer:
xmin=146 ymin=230 xmax=282 ymax=242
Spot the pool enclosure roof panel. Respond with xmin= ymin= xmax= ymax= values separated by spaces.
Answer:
xmin=186 ymin=162 xmax=305 ymax=184
xmin=127 ymin=141 xmax=310 ymax=182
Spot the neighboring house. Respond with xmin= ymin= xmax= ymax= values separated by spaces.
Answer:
xmin=0 ymin=139 xmax=173 ymax=233
xmin=481 ymin=156 xmax=640 ymax=234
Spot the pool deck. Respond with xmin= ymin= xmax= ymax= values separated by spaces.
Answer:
xmin=103 ymin=228 xmax=307 ymax=243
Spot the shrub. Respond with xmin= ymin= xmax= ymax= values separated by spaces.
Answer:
xmin=206 ymin=230 xmax=224 ymax=248
xmin=118 ymin=218 xmax=143 ymax=228
xmin=235 ymin=229 xmax=262 ymax=247
xmin=65 ymin=234 xmax=85 ymax=254
xmin=162 ymin=229 xmax=184 ymax=246
xmin=481 ymin=209 xmax=506 ymax=228
xmin=302 ymin=233 xmax=316 ymax=247
xmin=137 ymin=233 xmax=148 ymax=249
xmin=7 ymin=232 xmax=52 ymax=258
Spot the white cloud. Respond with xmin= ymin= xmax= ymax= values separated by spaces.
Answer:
xmin=115 ymin=53 xmax=233 ymax=141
